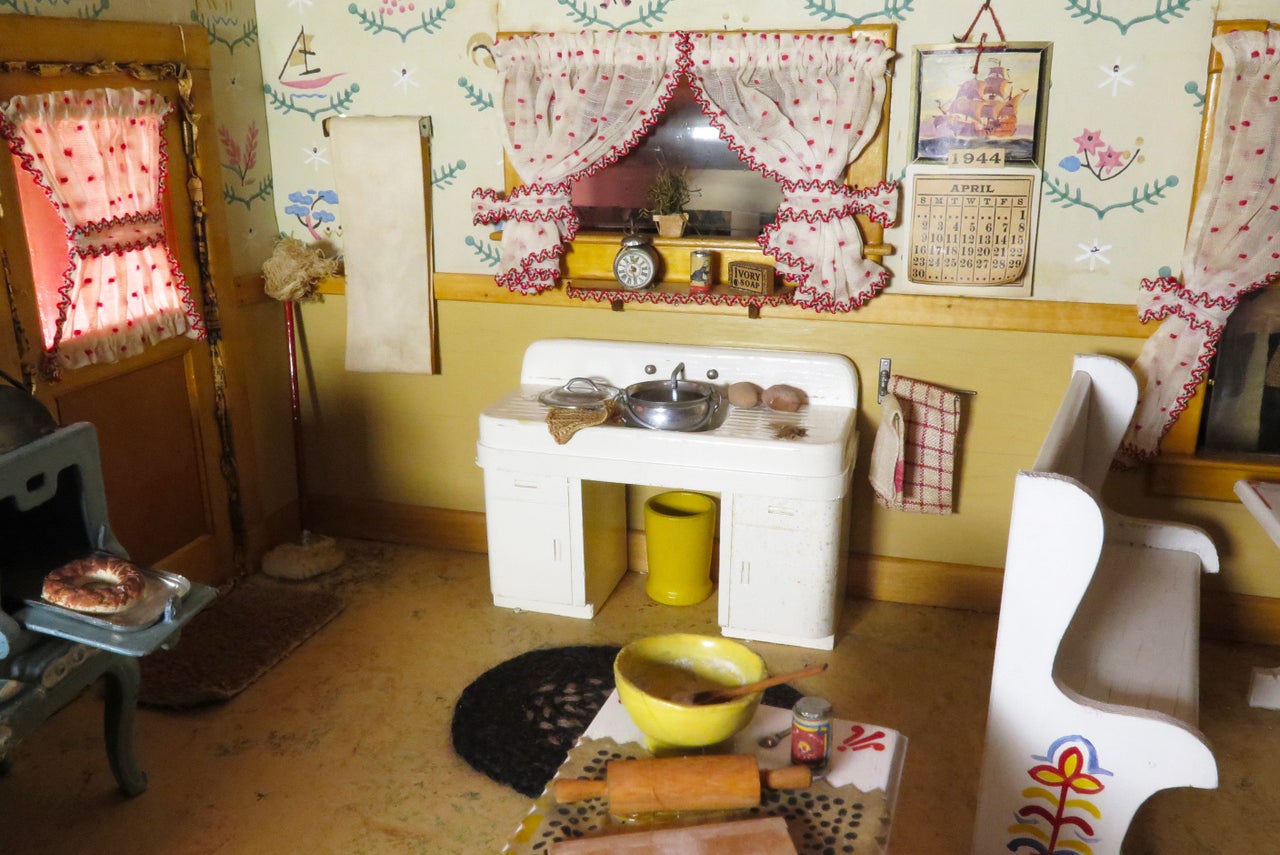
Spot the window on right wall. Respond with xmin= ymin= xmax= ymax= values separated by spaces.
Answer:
xmin=1148 ymin=18 xmax=1280 ymax=500
xmin=1201 ymin=285 xmax=1280 ymax=456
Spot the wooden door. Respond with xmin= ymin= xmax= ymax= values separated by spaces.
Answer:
xmin=0 ymin=19 xmax=250 ymax=586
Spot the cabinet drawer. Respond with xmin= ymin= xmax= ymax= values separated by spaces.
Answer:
xmin=731 ymin=495 xmax=832 ymax=533
xmin=484 ymin=470 xmax=570 ymax=505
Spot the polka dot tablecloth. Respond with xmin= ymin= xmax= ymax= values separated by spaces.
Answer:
xmin=501 ymin=692 xmax=905 ymax=855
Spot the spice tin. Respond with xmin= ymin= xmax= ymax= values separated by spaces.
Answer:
xmin=790 ymin=695 xmax=833 ymax=768
xmin=689 ymin=249 xmax=713 ymax=293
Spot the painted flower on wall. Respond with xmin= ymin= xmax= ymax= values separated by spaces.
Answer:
xmin=1073 ymin=129 xmax=1104 ymax=155
xmin=349 ymin=0 xmax=456 ymax=42
xmin=1059 ymin=128 xmax=1140 ymax=181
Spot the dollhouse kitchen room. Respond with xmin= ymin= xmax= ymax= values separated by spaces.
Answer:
xmin=3 ymin=0 xmax=1280 ymax=853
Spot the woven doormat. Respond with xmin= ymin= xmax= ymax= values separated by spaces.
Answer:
xmin=138 ymin=576 xmax=344 ymax=709
xmin=451 ymin=645 xmax=801 ymax=798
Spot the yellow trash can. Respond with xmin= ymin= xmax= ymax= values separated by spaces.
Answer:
xmin=643 ymin=491 xmax=716 ymax=606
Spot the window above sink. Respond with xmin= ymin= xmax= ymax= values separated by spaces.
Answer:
xmin=473 ymin=27 xmax=897 ymax=313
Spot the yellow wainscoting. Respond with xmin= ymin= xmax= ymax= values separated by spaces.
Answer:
xmin=297 ymin=495 xmax=1280 ymax=647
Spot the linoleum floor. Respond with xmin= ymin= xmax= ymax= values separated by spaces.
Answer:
xmin=1 ymin=540 xmax=1279 ymax=854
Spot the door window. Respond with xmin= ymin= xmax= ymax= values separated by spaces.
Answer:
xmin=1 ymin=87 xmax=205 ymax=376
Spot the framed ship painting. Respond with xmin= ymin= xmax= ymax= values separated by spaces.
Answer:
xmin=911 ymin=42 xmax=1052 ymax=166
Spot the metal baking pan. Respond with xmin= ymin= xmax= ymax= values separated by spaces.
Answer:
xmin=16 ymin=575 xmax=215 ymax=658
xmin=22 ymin=565 xmax=191 ymax=632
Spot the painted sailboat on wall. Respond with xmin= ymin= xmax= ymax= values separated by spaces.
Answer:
xmin=263 ymin=26 xmax=359 ymax=121
xmin=278 ymin=27 xmax=345 ymax=91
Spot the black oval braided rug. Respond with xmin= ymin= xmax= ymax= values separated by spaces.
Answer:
xmin=450 ymin=644 xmax=802 ymax=797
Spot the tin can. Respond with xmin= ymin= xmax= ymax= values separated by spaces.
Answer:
xmin=790 ymin=695 xmax=833 ymax=769
xmin=689 ymin=249 xmax=713 ymax=293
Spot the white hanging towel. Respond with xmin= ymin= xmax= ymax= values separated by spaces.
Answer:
xmin=328 ymin=115 xmax=438 ymax=374
xmin=868 ymin=392 xmax=905 ymax=508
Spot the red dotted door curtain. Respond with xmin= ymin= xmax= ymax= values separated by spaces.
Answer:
xmin=1 ymin=87 xmax=205 ymax=376
xmin=1120 ymin=28 xmax=1280 ymax=463
xmin=472 ymin=30 xmax=898 ymax=312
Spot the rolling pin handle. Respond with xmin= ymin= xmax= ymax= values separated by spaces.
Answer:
xmin=762 ymin=764 xmax=812 ymax=790
xmin=554 ymin=777 xmax=609 ymax=803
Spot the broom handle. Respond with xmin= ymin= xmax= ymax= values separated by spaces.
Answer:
xmin=284 ymin=300 xmax=308 ymax=529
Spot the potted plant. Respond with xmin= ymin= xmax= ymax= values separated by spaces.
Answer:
xmin=644 ymin=162 xmax=697 ymax=238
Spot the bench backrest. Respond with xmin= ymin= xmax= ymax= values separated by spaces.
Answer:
xmin=1031 ymin=354 xmax=1138 ymax=492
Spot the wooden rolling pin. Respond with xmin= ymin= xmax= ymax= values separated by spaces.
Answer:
xmin=554 ymin=754 xmax=811 ymax=816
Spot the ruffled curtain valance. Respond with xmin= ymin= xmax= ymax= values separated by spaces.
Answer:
xmin=1119 ymin=29 xmax=1280 ymax=462
xmin=1 ymin=87 xmax=204 ymax=373
xmin=472 ymin=30 xmax=897 ymax=310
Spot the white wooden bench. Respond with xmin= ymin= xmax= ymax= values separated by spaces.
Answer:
xmin=971 ymin=355 xmax=1218 ymax=855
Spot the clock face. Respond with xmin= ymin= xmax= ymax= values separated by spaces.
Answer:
xmin=613 ymin=246 xmax=656 ymax=290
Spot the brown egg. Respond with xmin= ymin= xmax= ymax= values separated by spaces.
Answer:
xmin=762 ymin=384 xmax=807 ymax=412
xmin=728 ymin=381 xmax=762 ymax=409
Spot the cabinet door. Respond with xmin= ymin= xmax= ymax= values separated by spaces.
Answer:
xmin=484 ymin=472 xmax=574 ymax=605
xmin=724 ymin=495 xmax=844 ymax=639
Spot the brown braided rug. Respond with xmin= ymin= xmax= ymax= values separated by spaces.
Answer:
xmin=137 ymin=575 xmax=343 ymax=709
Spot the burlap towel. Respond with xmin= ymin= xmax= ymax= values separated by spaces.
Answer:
xmin=545 ymin=401 xmax=620 ymax=444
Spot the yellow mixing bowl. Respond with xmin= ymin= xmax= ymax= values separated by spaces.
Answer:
xmin=614 ymin=633 xmax=767 ymax=752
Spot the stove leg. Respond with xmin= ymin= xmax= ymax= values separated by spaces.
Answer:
xmin=101 ymin=656 xmax=147 ymax=797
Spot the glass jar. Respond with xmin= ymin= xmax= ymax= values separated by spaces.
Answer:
xmin=790 ymin=695 xmax=833 ymax=769
xmin=689 ymin=249 xmax=713 ymax=293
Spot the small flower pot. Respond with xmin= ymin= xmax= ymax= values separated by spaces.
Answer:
xmin=653 ymin=213 xmax=689 ymax=238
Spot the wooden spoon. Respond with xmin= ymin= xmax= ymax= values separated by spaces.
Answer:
xmin=675 ymin=662 xmax=828 ymax=706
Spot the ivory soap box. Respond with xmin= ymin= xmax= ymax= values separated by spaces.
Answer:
xmin=728 ymin=261 xmax=775 ymax=295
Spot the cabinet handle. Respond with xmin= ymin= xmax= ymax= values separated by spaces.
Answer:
xmin=739 ymin=561 xmax=750 ymax=584
xmin=767 ymin=505 xmax=797 ymax=516
xmin=552 ymin=539 xmax=561 ymax=562
xmin=512 ymin=479 xmax=540 ymax=490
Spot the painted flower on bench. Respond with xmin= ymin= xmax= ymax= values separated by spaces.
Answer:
xmin=1007 ymin=736 xmax=1110 ymax=855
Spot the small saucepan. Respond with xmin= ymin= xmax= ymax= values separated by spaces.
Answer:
xmin=622 ymin=363 xmax=723 ymax=432
xmin=537 ymin=377 xmax=621 ymax=415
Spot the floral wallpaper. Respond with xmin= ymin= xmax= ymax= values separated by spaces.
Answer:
xmin=250 ymin=0 xmax=1265 ymax=307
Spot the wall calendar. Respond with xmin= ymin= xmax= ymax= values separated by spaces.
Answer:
xmin=901 ymin=164 xmax=1042 ymax=296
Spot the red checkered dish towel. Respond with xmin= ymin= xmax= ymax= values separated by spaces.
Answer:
xmin=869 ymin=376 xmax=962 ymax=514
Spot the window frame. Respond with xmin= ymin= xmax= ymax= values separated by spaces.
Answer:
xmin=493 ymin=25 xmax=897 ymax=300
xmin=1148 ymin=18 xmax=1280 ymax=501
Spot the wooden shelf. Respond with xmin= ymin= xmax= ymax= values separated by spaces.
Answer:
xmin=565 ymin=278 xmax=794 ymax=316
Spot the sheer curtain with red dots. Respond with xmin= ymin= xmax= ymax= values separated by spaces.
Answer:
xmin=684 ymin=31 xmax=897 ymax=312
xmin=472 ymin=31 xmax=682 ymax=295
xmin=1120 ymin=29 xmax=1280 ymax=462
xmin=1 ymin=87 xmax=204 ymax=375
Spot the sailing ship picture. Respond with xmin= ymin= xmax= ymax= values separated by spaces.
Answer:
xmin=912 ymin=43 xmax=1051 ymax=165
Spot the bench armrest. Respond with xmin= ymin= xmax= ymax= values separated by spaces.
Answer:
xmin=1107 ymin=510 xmax=1220 ymax=573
